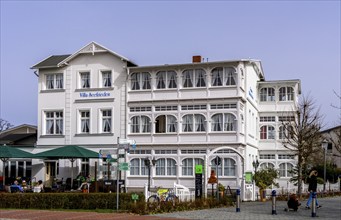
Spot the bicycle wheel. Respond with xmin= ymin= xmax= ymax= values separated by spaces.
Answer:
xmin=148 ymin=195 xmax=160 ymax=203
xmin=166 ymin=195 xmax=178 ymax=204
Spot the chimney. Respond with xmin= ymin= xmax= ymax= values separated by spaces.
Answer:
xmin=192 ymin=55 xmax=202 ymax=63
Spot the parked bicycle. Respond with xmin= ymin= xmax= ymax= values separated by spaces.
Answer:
xmin=147 ymin=188 xmax=178 ymax=204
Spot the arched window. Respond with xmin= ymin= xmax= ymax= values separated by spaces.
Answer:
xmin=156 ymin=158 xmax=176 ymax=176
xmin=279 ymin=87 xmax=294 ymax=101
xmin=279 ymin=163 xmax=294 ymax=177
xmin=182 ymin=114 xmax=206 ymax=132
xmin=260 ymin=125 xmax=275 ymax=139
xmin=131 ymin=72 xmax=151 ymax=90
xmin=260 ymin=87 xmax=275 ymax=102
xmin=155 ymin=115 xmax=177 ymax=133
xmin=279 ymin=125 xmax=294 ymax=139
xmin=182 ymin=69 xmax=206 ymax=88
xmin=211 ymin=67 xmax=237 ymax=86
xmin=260 ymin=162 xmax=275 ymax=170
xmin=210 ymin=157 xmax=236 ymax=177
xmin=130 ymin=158 xmax=149 ymax=175
xmin=130 ymin=116 xmax=151 ymax=133
xmin=156 ymin=71 xmax=177 ymax=89
xmin=211 ymin=113 xmax=236 ymax=131
xmin=182 ymin=158 xmax=204 ymax=176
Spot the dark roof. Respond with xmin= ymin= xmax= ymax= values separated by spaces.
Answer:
xmin=32 ymin=54 xmax=71 ymax=69
xmin=0 ymin=133 xmax=36 ymax=145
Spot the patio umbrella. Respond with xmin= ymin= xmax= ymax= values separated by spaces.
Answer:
xmin=0 ymin=145 xmax=35 ymax=186
xmin=34 ymin=145 xmax=99 ymax=188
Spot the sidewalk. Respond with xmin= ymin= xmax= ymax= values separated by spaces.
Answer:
xmin=153 ymin=196 xmax=341 ymax=220
xmin=1 ymin=196 xmax=340 ymax=220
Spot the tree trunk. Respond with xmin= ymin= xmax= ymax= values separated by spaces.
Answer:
xmin=297 ymin=156 xmax=303 ymax=197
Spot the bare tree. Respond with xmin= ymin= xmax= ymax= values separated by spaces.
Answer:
xmin=0 ymin=118 xmax=14 ymax=132
xmin=280 ymin=95 xmax=324 ymax=197
xmin=327 ymin=90 xmax=341 ymax=155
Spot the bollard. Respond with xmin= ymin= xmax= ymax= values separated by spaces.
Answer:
xmin=271 ymin=190 xmax=277 ymax=215
xmin=236 ymin=189 xmax=241 ymax=212
xmin=311 ymin=192 xmax=317 ymax=217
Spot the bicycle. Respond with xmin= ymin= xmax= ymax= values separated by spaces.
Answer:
xmin=147 ymin=188 xmax=178 ymax=205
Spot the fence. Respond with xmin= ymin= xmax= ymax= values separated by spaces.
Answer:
xmin=144 ymin=182 xmax=195 ymax=202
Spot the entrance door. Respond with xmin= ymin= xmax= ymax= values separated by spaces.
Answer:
xmin=45 ymin=161 xmax=57 ymax=187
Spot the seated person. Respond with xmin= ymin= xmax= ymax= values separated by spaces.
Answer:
xmin=11 ymin=180 xmax=24 ymax=193
xmin=37 ymin=180 xmax=44 ymax=192
xmin=287 ymin=194 xmax=301 ymax=211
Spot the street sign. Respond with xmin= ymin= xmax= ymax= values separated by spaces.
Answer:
xmin=131 ymin=193 xmax=139 ymax=201
xmin=195 ymin=165 xmax=203 ymax=174
xmin=119 ymin=162 xmax=129 ymax=171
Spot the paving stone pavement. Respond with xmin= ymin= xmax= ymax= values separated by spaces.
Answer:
xmin=153 ymin=196 xmax=341 ymax=220
xmin=0 ymin=196 xmax=340 ymax=220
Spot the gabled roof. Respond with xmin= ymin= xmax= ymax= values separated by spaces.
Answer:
xmin=31 ymin=41 xmax=137 ymax=69
xmin=0 ymin=124 xmax=37 ymax=135
xmin=0 ymin=133 xmax=36 ymax=145
xmin=31 ymin=55 xmax=71 ymax=69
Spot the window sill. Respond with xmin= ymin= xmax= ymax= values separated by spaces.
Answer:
xmin=179 ymin=87 xmax=207 ymax=91
xmin=40 ymin=135 xmax=65 ymax=138
xmin=128 ymin=89 xmax=152 ymax=93
xmin=40 ymin=89 xmax=65 ymax=93
xmin=75 ymin=133 xmax=114 ymax=137
xmin=75 ymin=87 xmax=114 ymax=92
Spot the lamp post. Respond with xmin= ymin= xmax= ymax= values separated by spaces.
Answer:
xmin=144 ymin=157 xmax=156 ymax=192
xmin=252 ymin=159 xmax=259 ymax=201
xmin=322 ymin=140 xmax=328 ymax=192
xmin=252 ymin=159 xmax=260 ymax=173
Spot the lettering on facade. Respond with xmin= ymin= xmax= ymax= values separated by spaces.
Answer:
xmin=248 ymin=87 xmax=254 ymax=99
xmin=80 ymin=92 xmax=111 ymax=98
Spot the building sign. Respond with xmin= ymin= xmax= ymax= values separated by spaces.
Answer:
xmin=248 ymin=87 xmax=254 ymax=100
xmin=79 ymin=91 xmax=111 ymax=98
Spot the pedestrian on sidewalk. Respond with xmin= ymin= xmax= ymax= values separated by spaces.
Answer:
xmin=306 ymin=170 xmax=321 ymax=209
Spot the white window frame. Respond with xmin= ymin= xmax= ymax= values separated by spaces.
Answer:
xmin=129 ymin=158 xmax=149 ymax=176
xmin=211 ymin=113 xmax=236 ymax=132
xmin=130 ymin=72 xmax=151 ymax=90
xmin=79 ymin=110 xmax=90 ymax=134
xmin=260 ymin=87 xmax=275 ymax=102
xmin=80 ymin=71 xmax=91 ymax=88
xmin=44 ymin=111 xmax=63 ymax=135
xmin=182 ymin=158 xmax=204 ymax=176
xmin=130 ymin=115 xmax=151 ymax=133
xmin=260 ymin=125 xmax=275 ymax=139
xmin=279 ymin=87 xmax=294 ymax=101
xmin=279 ymin=163 xmax=294 ymax=177
xmin=100 ymin=109 xmax=112 ymax=133
xmin=211 ymin=67 xmax=237 ymax=87
xmin=156 ymin=158 xmax=176 ymax=176
xmin=45 ymin=73 xmax=63 ymax=90
xmin=101 ymin=70 xmax=112 ymax=88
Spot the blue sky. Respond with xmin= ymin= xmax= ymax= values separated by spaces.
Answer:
xmin=0 ymin=1 xmax=340 ymax=129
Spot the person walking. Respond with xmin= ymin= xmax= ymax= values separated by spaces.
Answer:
xmin=306 ymin=170 xmax=322 ymax=209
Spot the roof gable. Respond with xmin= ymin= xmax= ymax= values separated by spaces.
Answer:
xmin=31 ymin=42 xmax=137 ymax=69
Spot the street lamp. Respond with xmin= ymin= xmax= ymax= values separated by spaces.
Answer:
xmin=322 ymin=140 xmax=328 ymax=192
xmin=252 ymin=159 xmax=259 ymax=201
xmin=252 ymin=159 xmax=260 ymax=173
xmin=144 ymin=157 xmax=156 ymax=192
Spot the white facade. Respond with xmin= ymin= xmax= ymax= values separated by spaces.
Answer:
xmin=30 ymin=42 xmax=300 ymax=199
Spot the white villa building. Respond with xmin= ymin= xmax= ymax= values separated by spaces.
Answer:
xmin=3 ymin=42 xmax=301 ymax=200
